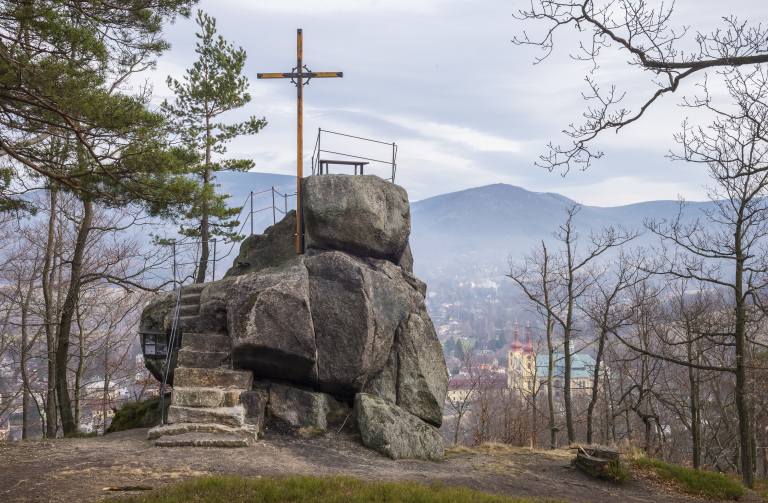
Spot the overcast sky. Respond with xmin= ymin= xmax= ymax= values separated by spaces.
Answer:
xmin=148 ymin=0 xmax=768 ymax=206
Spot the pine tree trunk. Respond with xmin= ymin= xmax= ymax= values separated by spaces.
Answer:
xmin=196 ymin=119 xmax=212 ymax=284
xmin=42 ymin=188 xmax=58 ymax=438
xmin=56 ymin=198 xmax=93 ymax=436
xmin=74 ymin=309 xmax=85 ymax=430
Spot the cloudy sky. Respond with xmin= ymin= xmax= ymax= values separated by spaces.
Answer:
xmin=148 ymin=0 xmax=768 ymax=206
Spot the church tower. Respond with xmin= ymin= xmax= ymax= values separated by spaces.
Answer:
xmin=507 ymin=321 xmax=523 ymax=388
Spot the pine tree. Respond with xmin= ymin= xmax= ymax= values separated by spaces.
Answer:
xmin=162 ymin=11 xmax=267 ymax=283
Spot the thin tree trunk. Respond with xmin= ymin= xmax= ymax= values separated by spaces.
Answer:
xmin=196 ymin=118 xmax=212 ymax=284
xmin=564 ymin=238 xmax=576 ymax=443
xmin=55 ymin=198 xmax=93 ymax=436
xmin=42 ymin=188 xmax=58 ymax=438
xmin=547 ymin=318 xmax=557 ymax=449
xmin=20 ymin=274 xmax=34 ymax=439
xmin=74 ymin=306 xmax=85 ymax=430
xmin=735 ymin=223 xmax=754 ymax=488
xmin=688 ymin=341 xmax=701 ymax=469
xmin=587 ymin=328 xmax=607 ymax=444
xmin=102 ymin=339 xmax=110 ymax=434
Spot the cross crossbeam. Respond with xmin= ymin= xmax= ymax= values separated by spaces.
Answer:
xmin=257 ymin=29 xmax=343 ymax=254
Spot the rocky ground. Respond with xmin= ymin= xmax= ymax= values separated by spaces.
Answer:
xmin=0 ymin=426 xmax=758 ymax=503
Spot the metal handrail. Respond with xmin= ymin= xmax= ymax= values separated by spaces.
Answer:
xmin=159 ymin=242 xmax=183 ymax=426
xmin=311 ymin=128 xmax=397 ymax=182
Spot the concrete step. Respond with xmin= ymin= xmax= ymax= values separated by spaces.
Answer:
xmin=171 ymin=387 xmax=241 ymax=408
xmin=182 ymin=333 xmax=230 ymax=352
xmin=179 ymin=305 xmax=200 ymax=317
xmin=155 ymin=432 xmax=248 ymax=448
xmin=148 ymin=422 xmax=258 ymax=440
xmin=167 ymin=405 xmax=245 ymax=427
xmin=180 ymin=293 xmax=202 ymax=305
xmin=174 ymin=367 xmax=253 ymax=389
xmin=178 ymin=348 xmax=230 ymax=369
xmin=180 ymin=283 xmax=207 ymax=295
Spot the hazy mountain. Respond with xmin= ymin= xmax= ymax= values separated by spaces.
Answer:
xmin=409 ymin=183 xmax=716 ymax=277
xmin=209 ymin=174 xmax=717 ymax=278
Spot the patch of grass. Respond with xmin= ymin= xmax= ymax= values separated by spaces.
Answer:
xmin=63 ymin=430 xmax=98 ymax=439
xmin=631 ymin=458 xmax=746 ymax=501
xmin=117 ymin=475 xmax=568 ymax=503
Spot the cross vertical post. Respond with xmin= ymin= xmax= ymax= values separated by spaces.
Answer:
xmin=296 ymin=29 xmax=303 ymax=253
xmin=258 ymin=30 xmax=343 ymax=253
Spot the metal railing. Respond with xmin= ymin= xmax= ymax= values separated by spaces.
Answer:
xmin=311 ymin=129 xmax=397 ymax=183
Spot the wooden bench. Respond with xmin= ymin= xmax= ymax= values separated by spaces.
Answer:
xmin=318 ymin=159 xmax=369 ymax=175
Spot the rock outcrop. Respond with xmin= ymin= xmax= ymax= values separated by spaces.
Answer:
xmin=354 ymin=393 xmax=444 ymax=461
xmin=140 ymin=174 xmax=448 ymax=459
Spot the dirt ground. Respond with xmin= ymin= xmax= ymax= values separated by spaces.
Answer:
xmin=0 ymin=426 xmax=761 ymax=503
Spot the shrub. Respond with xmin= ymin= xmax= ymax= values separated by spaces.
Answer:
xmin=106 ymin=395 xmax=168 ymax=434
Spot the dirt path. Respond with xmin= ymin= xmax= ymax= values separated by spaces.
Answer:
xmin=0 ymin=428 xmax=755 ymax=502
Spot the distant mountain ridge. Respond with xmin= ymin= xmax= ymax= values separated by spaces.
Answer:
xmin=409 ymin=183 xmax=715 ymax=276
xmin=211 ymin=174 xmax=714 ymax=277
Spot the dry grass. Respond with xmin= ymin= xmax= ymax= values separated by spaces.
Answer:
xmin=115 ymin=475 xmax=569 ymax=503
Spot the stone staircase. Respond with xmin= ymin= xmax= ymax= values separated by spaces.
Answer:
xmin=177 ymin=283 xmax=203 ymax=332
xmin=148 ymin=331 xmax=255 ymax=447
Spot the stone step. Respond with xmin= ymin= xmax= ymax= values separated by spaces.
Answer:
xmin=180 ymin=293 xmax=202 ymax=305
xmin=148 ymin=422 xmax=258 ymax=440
xmin=180 ymin=283 xmax=207 ymax=295
xmin=155 ymin=433 xmax=248 ymax=448
xmin=178 ymin=348 xmax=230 ymax=369
xmin=182 ymin=333 xmax=230 ymax=352
xmin=174 ymin=367 xmax=253 ymax=389
xmin=179 ymin=305 xmax=200 ymax=317
xmin=171 ymin=387 xmax=241 ymax=408
xmin=179 ymin=315 xmax=201 ymax=332
xmin=167 ymin=405 xmax=245 ymax=427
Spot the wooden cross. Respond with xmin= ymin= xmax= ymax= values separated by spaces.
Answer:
xmin=257 ymin=29 xmax=343 ymax=254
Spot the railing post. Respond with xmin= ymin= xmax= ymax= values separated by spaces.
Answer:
xmin=318 ymin=128 xmax=321 ymax=174
xmin=212 ymin=239 xmax=216 ymax=282
xmin=272 ymin=186 xmax=276 ymax=225
xmin=285 ymin=194 xmax=288 ymax=214
xmin=250 ymin=191 xmax=253 ymax=236
xmin=172 ymin=240 xmax=176 ymax=291
xmin=392 ymin=142 xmax=396 ymax=182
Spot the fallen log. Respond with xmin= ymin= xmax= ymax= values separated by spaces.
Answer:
xmin=102 ymin=486 xmax=152 ymax=492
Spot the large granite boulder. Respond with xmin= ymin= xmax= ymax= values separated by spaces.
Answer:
xmin=225 ymin=210 xmax=297 ymax=277
xmin=303 ymin=175 xmax=410 ymax=262
xmin=226 ymin=259 xmax=317 ymax=385
xmin=140 ymin=174 xmax=447 ymax=460
xmin=268 ymin=384 xmax=336 ymax=431
xmin=305 ymin=251 xmax=413 ymax=396
xmin=395 ymin=307 xmax=449 ymax=427
xmin=354 ymin=393 xmax=444 ymax=461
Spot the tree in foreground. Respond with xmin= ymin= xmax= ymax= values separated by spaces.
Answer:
xmin=513 ymin=0 xmax=768 ymax=173
xmin=162 ymin=10 xmax=267 ymax=283
xmin=620 ymin=66 xmax=768 ymax=488
xmin=0 ymin=0 xmax=198 ymax=207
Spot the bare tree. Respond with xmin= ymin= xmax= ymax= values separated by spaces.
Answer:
xmin=510 ymin=203 xmax=637 ymax=444
xmin=513 ymin=0 xmax=768 ymax=173
xmin=581 ymin=252 xmax=647 ymax=444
